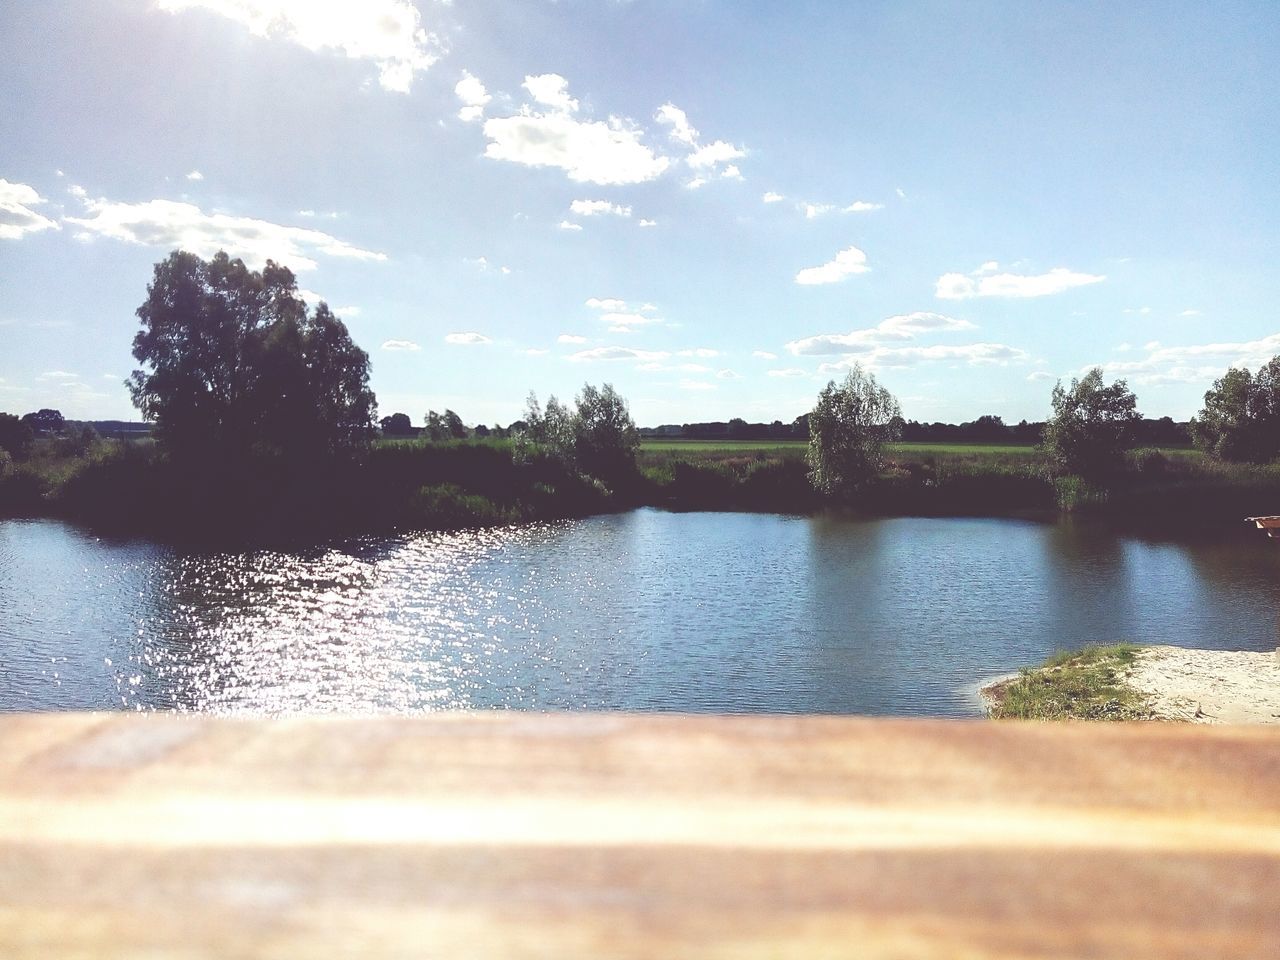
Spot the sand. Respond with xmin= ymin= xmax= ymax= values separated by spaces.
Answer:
xmin=1125 ymin=645 xmax=1280 ymax=724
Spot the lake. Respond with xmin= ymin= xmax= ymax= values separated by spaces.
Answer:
xmin=2 ymin=510 xmax=1277 ymax=716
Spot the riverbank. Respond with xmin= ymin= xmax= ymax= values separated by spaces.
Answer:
xmin=983 ymin=644 xmax=1280 ymax=723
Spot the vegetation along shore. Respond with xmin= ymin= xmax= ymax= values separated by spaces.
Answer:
xmin=983 ymin=644 xmax=1280 ymax=723
xmin=6 ymin=250 xmax=1280 ymax=543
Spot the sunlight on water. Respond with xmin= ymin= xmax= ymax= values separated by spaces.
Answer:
xmin=2 ymin=511 xmax=1278 ymax=716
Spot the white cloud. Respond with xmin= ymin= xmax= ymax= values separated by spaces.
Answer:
xmin=720 ymin=164 xmax=743 ymax=180
xmin=638 ymin=219 xmax=657 ymax=228
xmin=1092 ymin=332 xmax=1280 ymax=386
xmin=768 ymin=368 xmax=808 ymax=378
xmin=586 ymin=297 xmax=626 ymax=311
xmin=381 ymin=339 xmax=420 ymax=352
xmin=654 ymin=103 xmax=698 ymax=146
xmin=444 ymin=332 xmax=492 ymax=345
xmin=569 ymin=346 xmax=670 ymax=362
xmin=557 ymin=220 xmax=583 ymax=231
xmin=803 ymin=203 xmax=835 ymax=219
xmin=482 ymin=76 xmax=669 ymax=186
xmin=818 ymin=343 xmax=1029 ymax=371
xmin=1180 ymin=309 xmax=1202 ymax=317
xmin=523 ymin=73 xmax=579 ymax=113
xmin=716 ymin=369 xmax=741 ymax=380
xmin=762 ymin=192 xmax=785 ymax=204
xmin=602 ymin=311 xmax=664 ymax=333
xmin=1027 ymin=371 xmax=1056 ymax=382
xmin=525 ymin=348 xmax=550 ymax=356
xmin=157 ymin=0 xmax=443 ymax=92
xmin=677 ymin=348 xmax=718 ymax=358
xmin=569 ymin=199 xmax=631 ymax=218
xmin=684 ymin=177 xmax=707 ymax=190
xmin=936 ymin=264 xmax=1106 ymax=300
xmin=38 ymin=370 xmax=79 ymax=382
xmin=794 ymin=245 xmax=870 ymax=285
xmin=752 ymin=350 xmax=777 ymax=360
xmin=786 ymin=312 xmax=977 ymax=356
xmin=0 ymin=179 xmax=59 ymax=240
xmin=65 ymin=197 xmax=385 ymax=271
xmin=843 ymin=201 xmax=882 ymax=213
xmin=557 ymin=334 xmax=588 ymax=344
xmin=185 ymin=170 xmax=204 ymax=181
xmin=688 ymin=140 xmax=745 ymax=170
xmin=455 ymin=70 xmax=491 ymax=123
xmin=67 ymin=184 xmax=88 ymax=199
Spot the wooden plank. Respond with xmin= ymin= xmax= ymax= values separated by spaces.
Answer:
xmin=0 ymin=713 xmax=1278 ymax=958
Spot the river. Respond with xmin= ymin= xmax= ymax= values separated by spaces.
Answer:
xmin=2 ymin=510 xmax=1277 ymax=716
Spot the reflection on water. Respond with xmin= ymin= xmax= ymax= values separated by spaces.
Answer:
xmin=2 ymin=510 xmax=1278 ymax=716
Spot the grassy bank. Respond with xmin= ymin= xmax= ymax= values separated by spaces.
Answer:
xmin=984 ymin=644 xmax=1156 ymax=720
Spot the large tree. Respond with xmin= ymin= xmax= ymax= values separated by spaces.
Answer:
xmin=1190 ymin=358 xmax=1280 ymax=463
xmin=1041 ymin=368 xmax=1140 ymax=479
xmin=806 ymin=365 xmax=902 ymax=496
xmin=128 ymin=251 xmax=376 ymax=466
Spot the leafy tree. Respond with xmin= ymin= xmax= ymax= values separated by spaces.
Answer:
xmin=806 ymin=365 xmax=902 ymax=496
xmin=571 ymin=383 xmax=639 ymax=483
xmin=21 ymin=409 xmax=65 ymax=436
xmin=442 ymin=409 xmax=468 ymax=439
xmin=380 ymin=412 xmax=414 ymax=435
xmin=0 ymin=412 xmax=33 ymax=458
xmin=1042 ymin=368 xmax=1140 ymax=478
xmin=1190 ymin=358 xmax=1280 ymax=463
xmin=423 ymin=411 xmax=445 ymax=441
xmin=128 ymin=250 xmax=376 ymax=465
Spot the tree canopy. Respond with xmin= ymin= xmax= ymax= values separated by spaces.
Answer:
xmin=1190 ymin=357 xmax=1280 ymax=463
xmin=806 ymin=365 xmax=902 ymax=496
xmin=521 ymin=383 xmax=639 ymax=485
xmin=1041 ymin=368 xmax=1140 ymax=478
xmin=128 ymin=250 xmax=376 ymax=466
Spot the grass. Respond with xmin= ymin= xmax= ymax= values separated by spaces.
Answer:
xmin=640 ymin=439 xmax=808 ymax=452
xmin=985 ymin=643 xmax=1156 ymax=721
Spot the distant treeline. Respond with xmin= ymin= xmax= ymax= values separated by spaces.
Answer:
xmin=640 ymin=414 xmax=1192 ymax=447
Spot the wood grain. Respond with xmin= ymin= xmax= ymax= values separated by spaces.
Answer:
xmin=1 ymin=713 xmax=1278 ymax=958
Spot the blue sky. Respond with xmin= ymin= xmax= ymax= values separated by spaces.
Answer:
xmin=2 ymin=1 xmax=1278 ymax=427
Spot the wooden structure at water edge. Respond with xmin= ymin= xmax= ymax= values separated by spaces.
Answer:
xmin=1246 ymin=515 xmax=1280 ymax=537
xmin=1 ymin=713 xmax=1278 ymax=958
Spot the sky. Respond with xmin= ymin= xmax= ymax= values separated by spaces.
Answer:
xmin=2 ymin=1 xmax=1278 ymax=428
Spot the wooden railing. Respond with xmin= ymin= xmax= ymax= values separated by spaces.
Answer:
xmin=1 ymin=713 xmax=1277 ymax=958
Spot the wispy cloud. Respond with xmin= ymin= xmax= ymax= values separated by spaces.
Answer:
xmin=786 ymin=313 xmax=976 ymax=356
xmin=381 ymin=339 xmax=420 ymax=352
xmin=157 ymin=0 xmax=444 ymax=92
xmin=569 ymin=346 xmax=670 ymax=362
xmin=65 ymin=196 xmax=385 ymax=272
xmin=444 ymin=332 xmax=492 ymax=345
xmin=0 ymin=179 xmax=59 ymax=240
xmin=569 ymin=199 xmax=632 ymax=218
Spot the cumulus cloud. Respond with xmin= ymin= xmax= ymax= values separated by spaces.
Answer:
xmin=786 ymin=313 xmax=977 ymax=356
xmin=1027 ymin=371 xmax=1056 ymax=382
xmin=569 ymin=199 xmax=631 ymax=218
xmin=602 ymin=312 xmax=664 ymax=333
xmin=677 ymin=348 xmax=719 ymax=358
xmin=936 ymin=262 xmax=1106 ymax=299
xmin=638 ymin=219 xmax=657 ymax=228
xmin=802 ymin=203 xmax=834 ymax=220
xmin=762 ymin=192 xmax=785 ymax=203
xmin=483 ymin=75 xmax=670 ymax=186
xmin=0 ymin=179 xmax=59 ymax=240
xmin=688 ymin=140 xmax=745 ymax=170
xmin=381 ymin=339 xmax=420 ymax=352
xmin=65 ymin=197 xmax=385 ymax=271
xmin=768 ymin=368 xmax=809 ymax=378
xmin=684 ymin=177 xmax=707 ymax=190
xmin=569 ymin=346 xmax=670 ymax=362
xmin=557 ymin=334 xmax=588 ymax=344
xmin=843 ymin=201 xmax=882 ymax=212
xmin=720 ymin=164 xmax=743 ymax=180
xmin=752 ymin=350 xmax=777 ymax=360
xmin=157 ymin=0 xmax=443 ymax=92
xmin=655 ymin=101 xmax=745 ymax=180
xmin=716 ymin=369 xmax=741 ymax=380
xmin=185 ymin=170 xmax=204 ymax=181
xmin=586 ymin=297 xmax=626 ymax=311
xmin=444 ymin=332 xmax=492 ymax=345
xmin=455 ymin=70 xmax=490 ymax=122
xmin=794 ymin=246 xmax=870 ymax=285
xmin=557 ymin=220 xmax=583 ymax=231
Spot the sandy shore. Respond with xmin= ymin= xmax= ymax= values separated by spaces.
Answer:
xmin=1127 ymin=645 xmax=1280 ymax=724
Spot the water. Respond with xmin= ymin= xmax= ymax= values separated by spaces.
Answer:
xmin=2 ymin=510 xmax=1277 ymax=716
